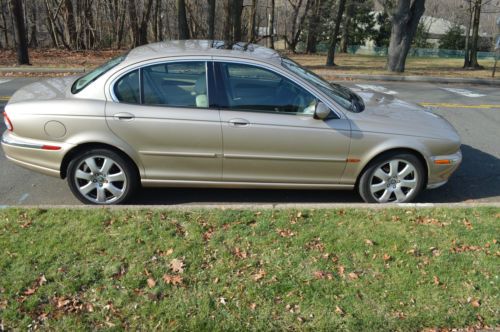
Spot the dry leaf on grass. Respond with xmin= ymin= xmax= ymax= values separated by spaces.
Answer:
xmin=162 ymin=274 xmax=183 ymax=285
xmin=147 ymin=278 xmax=156 ymax=288
xmin=170 ymin=258 xmax=185 ymax=273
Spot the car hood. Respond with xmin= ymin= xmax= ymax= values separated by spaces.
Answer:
xmin=349 ymin=90 xmax=460 ymax=142
xmin=8 ymin=76 xmax=79 ymax=104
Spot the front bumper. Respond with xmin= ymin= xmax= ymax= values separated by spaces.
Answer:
xmin=426 ymin=149 xmax=462 ymax=189
xmin=1 ymin=131 xmax=72 ymax=178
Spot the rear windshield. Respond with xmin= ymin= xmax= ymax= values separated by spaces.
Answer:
xmin=71 ymin=54 xmax=127 ymax=94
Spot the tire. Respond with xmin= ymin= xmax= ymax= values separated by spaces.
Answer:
xmin=358 ymin=152 xmax=425 ymax=203
xmin=67 ymin=149 xmax=138 ymax=205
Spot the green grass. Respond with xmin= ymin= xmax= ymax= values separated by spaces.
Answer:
xmin=0 ymin=208 xmax=498 ymax=330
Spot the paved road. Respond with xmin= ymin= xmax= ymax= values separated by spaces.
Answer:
xmin=0 ymin=78 xmax=499 ymax=206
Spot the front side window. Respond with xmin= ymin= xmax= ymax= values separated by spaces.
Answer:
xmin=142 ymin=62 xmax=208 ymax=108
xmin=218 ymin=62 xmax=317 ymax=115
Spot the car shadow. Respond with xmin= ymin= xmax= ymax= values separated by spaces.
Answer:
xmin=417 ymin=144 xmax=500 ymax=203
xmin=129 ymin=144 xmax=499 ymax=205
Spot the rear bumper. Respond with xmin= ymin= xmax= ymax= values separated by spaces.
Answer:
xmin=426 ymin=149 xmax=462 ymax=189
xmin=1 ymin=131 xmax=72 ymax=178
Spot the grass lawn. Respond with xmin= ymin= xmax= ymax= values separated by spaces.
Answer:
xmin=0 ymin=208 xmax=498 ymax=330
xmin=288 ymin=53 xmax=499 ymax=80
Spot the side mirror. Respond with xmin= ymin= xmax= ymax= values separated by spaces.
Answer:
xmin=314 ymin=102 xmax=331 ymax=120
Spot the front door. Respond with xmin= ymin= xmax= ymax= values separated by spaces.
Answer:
xmin=106 ymin=61 xmax=222 ymax=181
xmin=215 ymin=62 xmax=350 ymax=184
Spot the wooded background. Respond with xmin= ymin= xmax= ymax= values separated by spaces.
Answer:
xmin=2 ymin=0 xmax=499 ymax=72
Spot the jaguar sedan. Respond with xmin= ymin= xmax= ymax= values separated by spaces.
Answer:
xmin=1 ymin=40 xmax=461 ymax=205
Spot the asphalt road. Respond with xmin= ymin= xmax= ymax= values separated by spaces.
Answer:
xmin=0 ymin=77 xmax=499 ymax=206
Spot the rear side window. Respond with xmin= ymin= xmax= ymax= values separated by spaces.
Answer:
xmin=113 ymin=61 xmax=209 ymax=108
xmin=72 ymin=54 xmax=127 ymax=94
xmin=142 ymin=62 xmax=207 ymax=108
xmin=114 ymin=70 xmax=140 ymax=104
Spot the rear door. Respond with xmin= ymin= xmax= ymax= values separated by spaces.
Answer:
xmin=105 ymin=60 xmax=222 ymax=181
xmin=214 ymin=61 xmax=351 ymax=184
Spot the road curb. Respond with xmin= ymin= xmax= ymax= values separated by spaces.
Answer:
xmin=1 ymin=203 xmax=499 ymax=210
xmin=0 ymin=67 xmax=86 ymax=73
xmin=331 ymin=73 xmax=500 ymax=86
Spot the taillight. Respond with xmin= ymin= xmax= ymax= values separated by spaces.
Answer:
xmin=3 ymin=112 xmax=13 ymax=131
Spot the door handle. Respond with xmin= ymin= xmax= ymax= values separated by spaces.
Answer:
xmin=113 ymin=112 xmax=135 ymax=121
xmin=228 ymin=118 xmax=250 ymax=127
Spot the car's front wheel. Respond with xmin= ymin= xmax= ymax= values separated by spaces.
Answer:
xmin=67 ymin=149 xmax=138 ymax=205
xmin=358 ymin=153 xmax=425 ymax=203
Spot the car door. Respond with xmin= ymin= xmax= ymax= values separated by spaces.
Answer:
xmin=215 ymin=61 xmax=351 ymax=184
xmin=105 ymin=60 xmax=222 ymax=181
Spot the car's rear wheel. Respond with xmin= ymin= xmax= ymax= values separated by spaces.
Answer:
xmin=358 ymin=153 xmax=425 ymax=203
xmin=67 ymin=149 xmax=138 ymax=205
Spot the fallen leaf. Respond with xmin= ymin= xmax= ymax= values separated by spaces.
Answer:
xmin=219 ymin=297 xmax=227 ymax=305
xmin=338 ymin=265 xmax=345 ymax=277
xmin=463 ymin=219 xmax=473 ymax=230
xmin=163 ymin=274 xmax=183 ymax=285
xmin=433 ymin=275 xmax=440 ymax=286
xmin=348 ymin=272 xmax=359 ymax=280
xmin=277 ymin=229 xmax=295 ymax=238
xmin=471 ymin=299 xmax=481 ymax=308
xmin=147 ymin=278 xmax=156 ymax=288
xmin=335 ymin=306 xmax=345 ymax=316
xmin=252 ymin=269 xmax=266 ymax=281
xmin=249 ymin=303 xmax=257 ymax=311
xmin=23 ymin=288 xmax=36 ymax=296
xmin=383 ymin=254 xmax=392 ymax=262
xmin=233 ymin=247 xmax=248 ymax=259
xmin=365 ymin=239 xmax=374 ymax=246
xmin=170 ymin=258 xmax=185 ymax=273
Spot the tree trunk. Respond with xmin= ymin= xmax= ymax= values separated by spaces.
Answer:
xmin=386 ymin=0 xmax=426 ymax=73
xmin=267 ymin=0 xmax=275 ymax=48
xmin=139 ymin=0 xmax=153 ymax=45
xmin=28 ymin=2 xmax=38 ymax=48
xmin=128 ymin=0 xmax=140 ymax=46
xmin=306 ymin=0 xmax=321 ymax=54
xmin=232 ymin=0 xmax=244 ymax=42
xmin=207 ymin=0 xmax=216 ymax=39
xmin=63 ymin=0 xmax=78 ymax=49
xmin=340 ymin=0 xmax=354 ymax=53
xmin=463 ymin=2 xmax=473 ymax=68
xmin=10 ymin=0 xmax=29 ymax=65
xmin=248 ymin=0 xmax=257 ymax=42
xmin=177 ymin=0 xmax=190 ymax=39
xmin=0 ymin=0 xmax=9 ymax=47
xmin=223 ymin=0 xmax=232 ymax=46
xmin=326 ymin=0 xmax=347 ymax=66
xmin=465 ymin=0 xmax=482 ymax=69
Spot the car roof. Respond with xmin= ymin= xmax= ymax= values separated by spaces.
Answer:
xmin=125 ymin=40 xmax=283 ymax=65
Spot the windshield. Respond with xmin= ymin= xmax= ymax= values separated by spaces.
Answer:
xmin=281 ymin=57 xmax=360 ymax=111
xmin=71 ymin=54 xmax=128 ymax=94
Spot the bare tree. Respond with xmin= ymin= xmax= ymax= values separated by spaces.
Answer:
xmin=326 ymin=0 xmax=347 ymax=66
xmin=207 ymin=0 xmax=216 ymax=39
xmin=267 ymin=0 xmax=275 ymax=48
xmin=248 ymin=0 xmax=258 ymax=42
xmin=306 ymin=0 xmax=322 ymax=53
xmin=463 ymin=0 xmax=483 ymax=69
xmin=387 ymin=0 xmax=426 ymax=72
xmin=10 ymin=0 xmax=29 ymax=64
xmin=177 ymin=0 xmax=190 ymax=39
xmin=285 ymin=0 xmax=312 ymax=52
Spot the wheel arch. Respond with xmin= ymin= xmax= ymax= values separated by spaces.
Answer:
xmin=355 ymin=147 xmax=429 ymax=189
xmin=60 ymin=142 xmax=142 ymax=180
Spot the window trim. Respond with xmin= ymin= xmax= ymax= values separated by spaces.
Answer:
xmin=212 ymin=59 xmax=342 ymax=119
xmin=109 ymin=59 xmax=213 ymax=110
